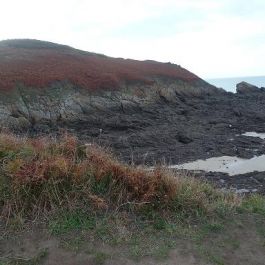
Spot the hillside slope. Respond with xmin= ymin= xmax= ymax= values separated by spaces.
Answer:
xmin=0 ymin=39 xmax=220 ymax=130
xmin=0 ymin=39 xmax=211 ymax=91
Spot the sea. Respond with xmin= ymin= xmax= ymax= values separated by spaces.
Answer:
xmin=206 ymin=76 xmax=265 ymax=93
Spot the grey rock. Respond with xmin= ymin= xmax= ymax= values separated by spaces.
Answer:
xmin=236 ymin=81 xmax=260 ymax=94
xmin=177 ymin=133 xmax=193 ymax=144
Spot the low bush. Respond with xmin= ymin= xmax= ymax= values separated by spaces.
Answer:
xmin=0 ymin=133 xmax=240 ymax=221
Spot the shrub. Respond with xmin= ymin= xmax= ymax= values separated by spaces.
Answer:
xmin=0 ymin=133 xmax=240 ymax=221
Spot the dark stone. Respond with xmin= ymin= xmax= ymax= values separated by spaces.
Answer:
xmin=236 ymin=81 xmax=260 ymax=94
xmin=236 ymin=148 xmax=254 ymax=159
xmin=177 ymin=133 xmax=193 ymax=144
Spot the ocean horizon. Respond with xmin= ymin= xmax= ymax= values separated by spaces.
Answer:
xmin=206 ymin=76 xmax=265 ymax=92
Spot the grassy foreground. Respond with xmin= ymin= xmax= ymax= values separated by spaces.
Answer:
xmin=0 ymin=133 xmax=265 ymax=265
xmin=0 ymin=132 xmax=242 ymax=220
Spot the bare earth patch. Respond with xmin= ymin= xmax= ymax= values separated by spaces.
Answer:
xmin=1 ymin=213 xmax=264 ymax=265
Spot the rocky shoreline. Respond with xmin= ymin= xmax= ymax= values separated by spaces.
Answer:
xmin=54 ymin=85 xmax=265 ymax=165
xmin=2 ymin=83 xmax=264 ymax=194
xmin=61 ymin=86 xmax=265 ymax=195
xmin=203 ymin=171 xmax=265 ymax=195
xmin=0 ymin=40 xmax=265 ymax=194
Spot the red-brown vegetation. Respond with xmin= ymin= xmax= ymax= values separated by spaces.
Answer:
xmin=0 ymin=39 xmax=200 ymax=91
xmin=0 ymin=132 xmax=239 ymax=220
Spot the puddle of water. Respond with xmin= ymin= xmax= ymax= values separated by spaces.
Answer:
xmin=170 ymin=155 xmax=265 ymax=176
xmin=241 ymin=131 xmax=265 ymax=139
xmin=170 ymin=131 xmax=265 ymax=176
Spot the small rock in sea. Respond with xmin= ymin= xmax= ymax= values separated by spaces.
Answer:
xmin=236 ymin=81 xmax=260 ymax=94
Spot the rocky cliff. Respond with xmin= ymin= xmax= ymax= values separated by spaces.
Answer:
xmin=0 ymin=39 xmax=222 ymax=130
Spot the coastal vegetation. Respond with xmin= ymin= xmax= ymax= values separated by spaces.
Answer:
xmin=0 ymin=132 xmax=264 ymax=264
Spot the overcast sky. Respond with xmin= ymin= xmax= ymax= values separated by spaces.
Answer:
xmin=0 ymin=0 xmax=264 ymax=78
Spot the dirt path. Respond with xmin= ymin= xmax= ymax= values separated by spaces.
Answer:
xmin=1 ymin=214 xmax=264 ymax=265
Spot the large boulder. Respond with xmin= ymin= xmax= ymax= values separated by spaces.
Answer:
xmin=236 ymin=82 xmax=260 ymax=94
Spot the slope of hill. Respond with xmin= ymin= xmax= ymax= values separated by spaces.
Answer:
xmin=0 ymin=39 xmax=222 ymax=133
xmin=0 ymin=39 xmax=210 ymax=91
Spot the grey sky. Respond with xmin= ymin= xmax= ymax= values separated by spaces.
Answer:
xmin=0 ymin=0 xmax=264 ymax=78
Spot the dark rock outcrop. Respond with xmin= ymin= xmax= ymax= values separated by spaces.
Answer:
xmin=236 ymin=81 xmax=260 ymax=94
xmin=177 ymin=132 xmax=193 ymax=144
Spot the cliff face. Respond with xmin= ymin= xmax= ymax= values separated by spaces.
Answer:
xmin=0 ymin=39 xmax=220 ymax=129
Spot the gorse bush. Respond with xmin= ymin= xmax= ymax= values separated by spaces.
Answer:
xmin=0 ymin=133 xmax=240 ymax=220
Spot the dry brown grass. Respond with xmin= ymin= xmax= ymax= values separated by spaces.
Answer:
xmin=0 ymin=133 xmax=240 ymax=221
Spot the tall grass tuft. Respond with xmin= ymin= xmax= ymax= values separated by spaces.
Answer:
xmin=0 ymin=133 xmax=240 ymax=221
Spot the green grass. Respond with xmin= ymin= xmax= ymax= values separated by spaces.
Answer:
xmin=42 ymin=194 xmax=265 ymax=263
xmin=202 ymin=221 xmax=224 ymax=233
xmin=2 ymin=209 xmax=265 ymax=264
xmin=49 ymin=210 xmax=96 ymax=235
xmin=241 ymin=194 xmax=265 ymax=215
